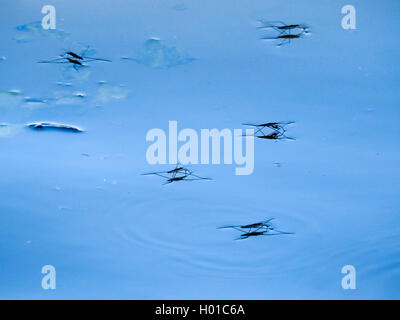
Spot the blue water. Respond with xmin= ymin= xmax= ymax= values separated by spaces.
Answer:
xmin=1 ymin=0 xmax=400 ymax=299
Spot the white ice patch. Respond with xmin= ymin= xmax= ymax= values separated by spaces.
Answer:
xmin=94 ymin=82 xmax=128 ymax=105
xmin=0 ymin=124 xmax=22 ymax=138
xmin=122 ymin=38 xmax=197 ymax=69
xmin=53 ymin=90 xmax=86 ymax=105
xmin=13 ymin=21 xmax=68 ymax=43
xmin=25 ymin=122 xmax=84 ymax=132
xmin=0 ymin=90 xmax=23 ymax=108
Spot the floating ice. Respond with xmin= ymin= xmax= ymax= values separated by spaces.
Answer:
xmin=56 ymin=82 xmax=73 ymax=87
xmin=0 ymin=90 xmax=56 ymax=109
xmin=94 ymin=81 xmax=129 ymax=105
xmin=61 ymin=66 xmax=91 ymax=82
xmin=122 ymin=38 xmax=197 ymax=69
xmin=22 ymin=97 xmax=50 ymax=109
xmin=0 ymin=123 xmax=22 ymax=138
xmin=0 ymin=124 xmax=10 ymax=137
xmin=53 ymin=90 xmax=86 ymax=105
xmin=0 ymin=90 xmax=23 ymax=108
xmin=13 ymin=21 xmax=69 ymax=43
xmin=0 ymin=89 xmax=88 ymax=109
xmin=25 ymin=122 xmax=84 ymax=132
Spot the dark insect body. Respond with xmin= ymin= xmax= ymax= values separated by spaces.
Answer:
xmin=257 ymin=20 xmax=310 ymax=46
xmin=38 ymin=48 xmax=111 ymax=71
xmin=243 ymin=122 xmax=295 ymax=140
xmin=142 ymin=164 xmax=212 ymax=185
xmin=218 ymin=218 xmax=294 ymax=240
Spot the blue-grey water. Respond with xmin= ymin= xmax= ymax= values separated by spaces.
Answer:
xmin=1 ymin=0 xmax=399 ymax=299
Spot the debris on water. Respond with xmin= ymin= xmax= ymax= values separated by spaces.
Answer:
xmin=122 ymin=38 xmax=197 ymax=69
xmin=218 ymin=218 xmax=294 ymax=240
xmin=170 ymin=4 xmax=188 ymax=11
xmin=94 ymin=81 xmax=129 ymax=105
xmin=0 ymin=56 xmax=6 ymax=62
xmin=25 ymin=122 xmax=84 ymax=133
xmin=13 ymin=21 xmax=69 ymax=43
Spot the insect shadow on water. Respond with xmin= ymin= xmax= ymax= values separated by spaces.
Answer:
xmin=260 ymin=33 xmax=306 ymax=47
xmin=243 ymin=121 xmax=295 ymax=140
xmin=142 ymin=163 xmax=212 ymax=185
xmin=257 ymin=20 xmax=309 ymax=34
xmin=257 ymin=20 xmax=310 ymax=46
xmin=218 ymin=218 xmax=295 ymax=240
xmin=38 ymin=47 xmax=111 ymax=71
